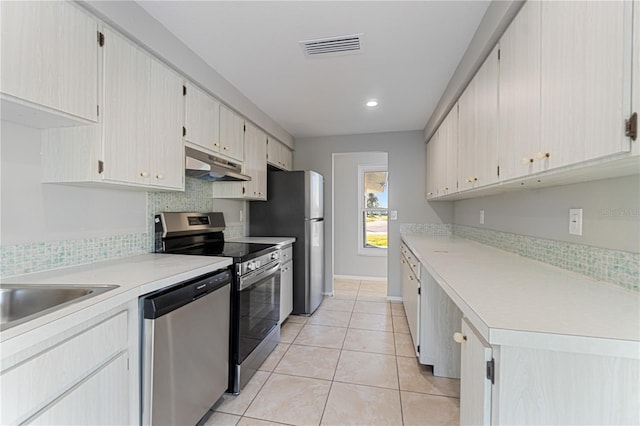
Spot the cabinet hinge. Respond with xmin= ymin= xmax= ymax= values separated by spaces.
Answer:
xmin=183 ymin=126 xmax=186 ymax=137
xmin=497 ymin=49 xmax=500 ymax=60
xmin=497 ymin=165 xmax=500 ymax=177
xmin=486 ymin=358 xmax=495 ymax=384
xmin=625 ymin=112 xmax=637 ymax=141
xmin=418 ymin=287 xmax=421 ymax=295
xmin=97 ymin=105 xmax=99 ymax=116
xmin=98 ymin=160 xmax=104 ymax=174
xmin=242 ymin=186 xmax=246 ymax=194
xmin=417 ymin=345 xmax=420 ymax=353
xmin=243 ymin=124 xmax=246 ymax=132
xmin=183 ymin=85 xmax=187 ymax=96
xmin=97 ymin=31 xmax=104 ymax=47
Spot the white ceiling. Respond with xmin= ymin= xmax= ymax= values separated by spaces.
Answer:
xmin=137 ymin=1 xmax=490 ymax=139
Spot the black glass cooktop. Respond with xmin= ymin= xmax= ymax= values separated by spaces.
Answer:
xmin=171 ymin=242 xmax=274 ymax=261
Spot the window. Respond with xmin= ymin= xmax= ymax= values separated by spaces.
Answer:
xmin=358 ymin=165 xmax=388 ymax=255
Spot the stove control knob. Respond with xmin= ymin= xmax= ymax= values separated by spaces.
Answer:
xmin=271 ymin=252 xmax=279 ymax=260
xmin=255 ymin=260 xmax=261 ymax=269
xmin=247 ymin=261 xmax=256 ymax=271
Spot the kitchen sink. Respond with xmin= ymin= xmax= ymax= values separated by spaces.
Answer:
xmin=0 ymin=284 xmax=118 ymax=331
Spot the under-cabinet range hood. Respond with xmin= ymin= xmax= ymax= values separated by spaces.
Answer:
xmin=185 ymin=145 xmax=251 ymax=182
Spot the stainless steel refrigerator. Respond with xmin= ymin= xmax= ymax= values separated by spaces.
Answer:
xmin=249 ymin=170 xmax=324 ymax=315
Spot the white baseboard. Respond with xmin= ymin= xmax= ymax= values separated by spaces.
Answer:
xmin=386 ymin=296 xmax=402 ymax=302
xmin=322 ymin=291 xmax=334 ymax=296
xmin=333 ymin=274 xmax=387 ymax=282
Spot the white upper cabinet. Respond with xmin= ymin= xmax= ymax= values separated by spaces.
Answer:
xmin=42 ymin=25 xmax=185 ymax=191
xmin=243 ymin=122 xmax=268 ymax=200
xmin=184 ymin=82 xmax=221 ymax=153
xmin=219 ymin=105 xmax=245 ymax=162
xmin=498 ymin=0 xmax=542 ymax=181
xmin=425 ymin=132 xmax=439 ymax=199
xmin=426 ymin=104 xmax=458 ymax=199
xmin=458 ymin=46 xmax=499 ymax=192
xmin=267 ymin=137 xmax=293 ymax=171
xmin=540 ymin=0 xmax=633 ymax=169
xmin=1 ymin=1 xmax=98 ymax=125
xmin=101 ymin=27 xmax=184 ymax=190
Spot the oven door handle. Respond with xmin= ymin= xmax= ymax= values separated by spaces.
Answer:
xmin=239 ymin=262 xmax=281 ymax=291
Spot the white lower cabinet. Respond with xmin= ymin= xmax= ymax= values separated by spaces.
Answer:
xmin=1 ymin=307 xmax=132 ymax=425
xmin=459 ymin=317 xmax=493 ymax=426
xmin=401 ymin=244 xmax=420 ymax=354
xmin=280 ymin=261 xmax=294 ymax=324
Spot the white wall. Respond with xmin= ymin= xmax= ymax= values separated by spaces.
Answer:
xmin=333 ymin=152 xmax=388 ymax=278
xmin=294 ymin=130 xmax=452 ymax=298
xmin=453 ymin=175 xmax=640 ymax=253
xmin=0 ymin=121 xmax=147 ymax=245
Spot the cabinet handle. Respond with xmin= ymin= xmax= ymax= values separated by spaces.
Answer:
xmin=401 ymin=259 xmax=405 ymax=264
xmin=412 ymin=264 xmax=417 ymax=268
xmin=453 ymin=332 xmax=467 ymax=343
xmin=223 ymin=146 xmax=229 ymax=151
xmin=214 ymin=142 xmax=220 ymax=147
xmin=522 ymin=157 xmax=534 ymax=165
xmin=428 ymin=192 xmax=434 ymax=196
xmin=140 ymin=171 xmax=149 ymax=177
xmin=536 ymin=151 xmax=550 ymax=160
xmin=408 ymin=275 xmax=414 ymax=281
xmin=156 ymin=174 xmax=165 ymax=180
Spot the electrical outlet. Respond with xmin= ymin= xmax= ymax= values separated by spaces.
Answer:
xmin=479 ymin=210 xmax=485 ymax=225
xmin=569 ymin=208 xmax=582 ymax=235
xmin=390 ymin=210 xmax=398 ymax=221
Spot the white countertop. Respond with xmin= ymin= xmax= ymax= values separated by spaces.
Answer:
xmin=1 ymin=254 xmax=231 ymax=344
xmin=401 ymin=234 xmax=640 ymax=358
xmin=228 ymin=236 xmax=296 ymax=246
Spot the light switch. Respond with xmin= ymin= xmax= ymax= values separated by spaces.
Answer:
xmin=479 ymin=210 xmax=485 ymax=225
xmin=390 ymin=210 xmax=398 ymax=221
xmin=569 ymin=208 xmax=583 ymax=236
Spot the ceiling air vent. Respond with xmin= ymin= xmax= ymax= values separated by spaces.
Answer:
xmin=300 ymin=34 xmax=364 ymax=57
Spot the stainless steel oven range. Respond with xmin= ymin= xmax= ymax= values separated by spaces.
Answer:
xmin=155 ymin=212 xmax=281 ymax=394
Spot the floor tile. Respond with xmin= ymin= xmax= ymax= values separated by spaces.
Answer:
xmin=353 ymin=300 xmax=390 ymax=315
xmin=293 ymin=324 xmax=347 ymax=349
xmin=279 ymin=322 xmax=303 ymax=343
xmin=236 ymin=417 xmax=290 ymax=426
xmin=258 ymin=343 xmax=289 ymax=372
xmin=342 ymin=328 xmax=395 ymax=355
xmin=274 ymin=345 xmax=340 ymax=380
xmin=307 ymin=309 xmax=352 ymax=327
xmin=394 ymin=332 xmax=417 ymax=357
xmin=359 ymin=280 xmax=387 ymax=294
xmin=318 ymin=297 xmax=355 ymax=312
xmin=401 ymin=391 xmax=460 ymax=426
xmin=355 ymin=291 xmax=388 ymax=302
xmin=216 ymin=371 xmax=270 ymax=415
xmin=332 ymin=289 xmax=358 ymax=300
xmin=321 ymin=382 xmax=402 ymax=426
xmin=392 ymin=314 xmax=410 ymax=334
xmin=334 ymin=350 xmax=398 ymax=389
xmin=203 ymin=412 xmax=241 ymax=426
xmin=333 ymin=279 xmax=360 ymax=291
xmin=244 ymin=373 xmax=331 ymax=425
xmin=390 ymin=302 xmax=406 ymax=316
xmin=397 ymin=356 xmax=460 ymax=397
xmin=284 ymin=315 xmax=307 ymax=324
xmin=349 ymin=312 xmax=393 ymax=332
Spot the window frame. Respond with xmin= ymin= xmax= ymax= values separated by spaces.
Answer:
xmin=357 ymin=164 xmax=388 ymax=257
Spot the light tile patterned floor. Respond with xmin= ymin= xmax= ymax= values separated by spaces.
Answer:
xmin=205 ymin=278 xmax=460 ymax=426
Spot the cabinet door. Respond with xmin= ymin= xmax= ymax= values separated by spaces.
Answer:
xmin=101 ymin=27 xmax=150 ymax=185
xmin=243 ymin=123 xmax=267 ymax=199
xmin=281 ymin=145 xmax=293 ymax=171
xmin=442 ymin=105 xmax=459 ymax=195
xmin=219 ymin=105 xmax=244 ymax=162
xmin=28 ymin=353 xmax=129 ymax=426
xmin=425 ymin=133 xmax=438 ymax=199
xmin=474 ymin=46 xmax=499 ymax=187
xmin=184 ymin=82 xmax=221 ymax=152
xmin=541 ymin=1 xmax=632 ymax=169
xmin=401 ymin=255 xmax=420 ymax=353
xmin=280 ymin=261 xmax=293 ymax=323
xmin=459 ymin=318 xmax=492 ymax=426
xmin=457 ymin=80 xmax=476 ymax=191
xmin=148 ymin=57 xmax=184 ymax=190
xmin=498 ymin=0 xmax=542 ymax=180
xmin=0 ymin=1 xmax=98 ymax=122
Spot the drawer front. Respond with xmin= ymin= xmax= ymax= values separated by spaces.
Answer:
xmin=281 ymin=246 xmax=293 ymax=263
xmin=401 ymin=242 xmax=421 ymax=280
xmin=1 ymin=310 xmax=128 ymax=425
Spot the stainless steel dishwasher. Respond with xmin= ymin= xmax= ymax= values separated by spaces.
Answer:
xmin=140 ymin=269 xmax=231 ymax=426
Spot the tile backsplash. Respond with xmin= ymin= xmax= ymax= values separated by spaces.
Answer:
xmin=1 ymin=177 xmax=246 ymax=278
xmin=400 ymin=223 xmax=639 ymax=291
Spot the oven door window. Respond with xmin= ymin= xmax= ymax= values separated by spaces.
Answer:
xmin=238 ymin=271 xmax=280 ymax=363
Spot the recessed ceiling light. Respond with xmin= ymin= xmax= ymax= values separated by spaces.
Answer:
xmin=366 ymin=99 xmax=379 ymax=107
